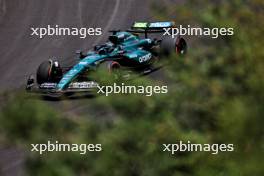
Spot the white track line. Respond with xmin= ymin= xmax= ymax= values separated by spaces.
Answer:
xmin=92 ymin=0 xmax=121 ymax=46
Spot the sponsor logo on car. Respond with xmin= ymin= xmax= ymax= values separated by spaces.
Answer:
xmin=68 ymin=82 xmax=98 ymax=89
xmin=139 ymin=53 xmax=152 ymax=63
xmin=149 ymin=22 xmax=173 ymax=28
xmin=40 ymin=83 xmax=57 ymax=89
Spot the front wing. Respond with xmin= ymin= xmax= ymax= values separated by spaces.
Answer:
xmin=26 ymin=81 xmax=99 ymax=95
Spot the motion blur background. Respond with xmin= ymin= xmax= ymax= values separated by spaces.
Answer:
xmin=0 ymin=0 xmax=263 ymax=175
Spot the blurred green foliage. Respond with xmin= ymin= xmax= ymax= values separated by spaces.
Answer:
xmin=0 ymin=0 xmax=263 ymax=175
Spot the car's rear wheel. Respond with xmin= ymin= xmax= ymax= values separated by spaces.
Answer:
xmin=176 ymin=37 xmax=187 ymax=55
xmin=36 ymin=60 xmax=62 ymax=84
xmin=161 ymin=36 xmax=187 ymax=56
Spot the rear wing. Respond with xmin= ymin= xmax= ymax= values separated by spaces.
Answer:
xmin=132 ymin=22 xmax=175 ymax=29
xmin=128 ymin=21 xmax=175 ymax=37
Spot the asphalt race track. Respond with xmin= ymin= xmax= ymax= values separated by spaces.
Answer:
xmin=0 ymin=0 xmax=173 ymax=175
xmin=0 ymin=0 xmax=154 ymax=90
xmin=0 ymin=0 xmax=151 ymax=175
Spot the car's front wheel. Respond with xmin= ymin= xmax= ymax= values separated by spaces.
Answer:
xmin=36 ymin=59 xmax=62 ymax=84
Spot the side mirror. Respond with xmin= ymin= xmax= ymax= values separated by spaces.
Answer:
xmin=76 ymin=50 xmax=86 ymax=59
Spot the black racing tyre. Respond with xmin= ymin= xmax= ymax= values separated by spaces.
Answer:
xmin=97 ymin=61 xmax=122 ymax=80
xmin=161 ymin=36 xmax=187 ymax=56
xmin=36 ymin=61 xmax=51 ymax=84
xmin=36 ymin=60 xmax=62 ymax=84
xmin=100 ymin=61 xmax=121 ymax=73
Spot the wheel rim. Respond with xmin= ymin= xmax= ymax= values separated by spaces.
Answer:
xmin=176 ymin=38 xmax=187 ymax=55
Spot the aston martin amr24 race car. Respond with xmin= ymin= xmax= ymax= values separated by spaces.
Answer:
xmin=26 ymin=22 xmax=187 ymax=95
